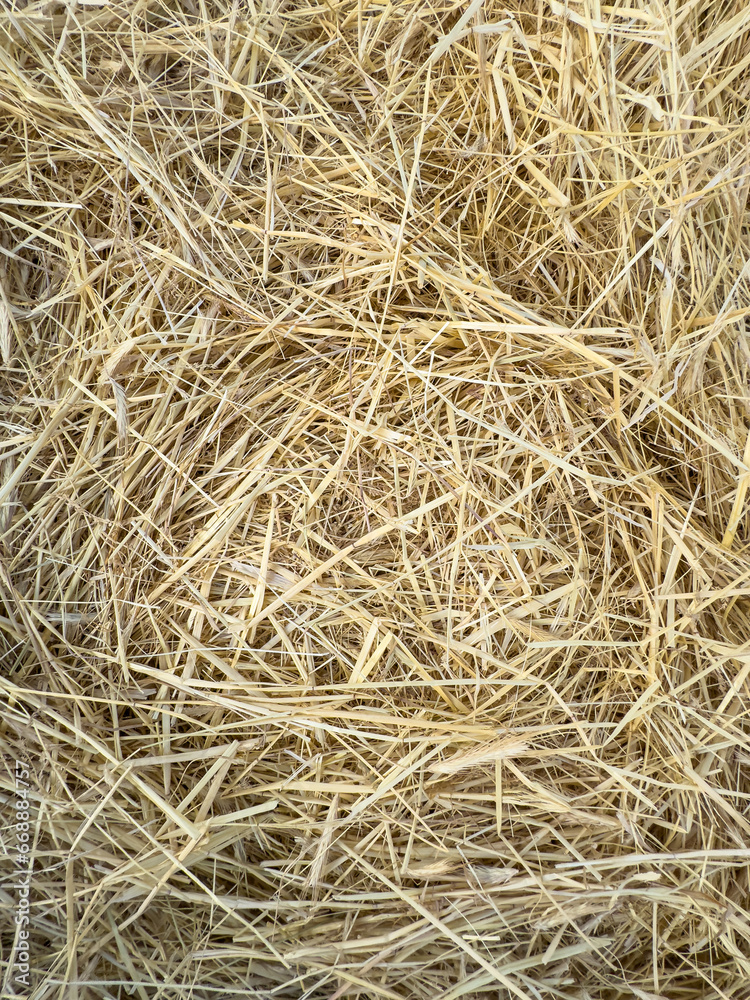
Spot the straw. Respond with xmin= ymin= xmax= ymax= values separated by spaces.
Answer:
xmin=1 ymin=1 xmax=750 ymax=997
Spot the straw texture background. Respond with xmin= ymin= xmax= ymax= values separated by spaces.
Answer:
xmin=2 ymin=1 xmax=750 ymax=997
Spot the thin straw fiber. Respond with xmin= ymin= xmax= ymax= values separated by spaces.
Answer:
xmin=2 ymin=1 xmax=750 ymax=998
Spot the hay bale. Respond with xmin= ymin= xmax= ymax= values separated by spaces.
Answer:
xmin=1 ymin=1 xmax=750 ymax=997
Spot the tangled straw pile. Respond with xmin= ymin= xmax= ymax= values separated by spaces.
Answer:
xmin=2 ymin=0 xmax=750 ymax=997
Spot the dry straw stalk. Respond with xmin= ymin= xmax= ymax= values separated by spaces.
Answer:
xmin=2 ymin=0 xmax=750 ymax=998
